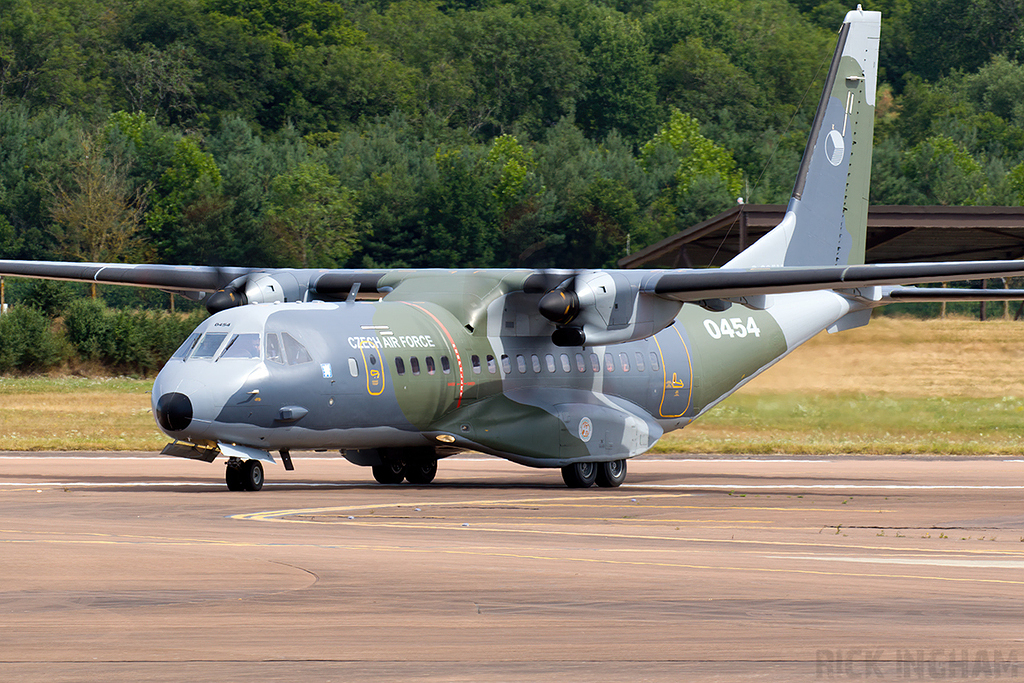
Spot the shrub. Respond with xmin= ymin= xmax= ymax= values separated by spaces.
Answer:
xmin=62 ymin=298 xmax=207 ymax=374
xmin=0 ymin=306 xmax=67 ymax=372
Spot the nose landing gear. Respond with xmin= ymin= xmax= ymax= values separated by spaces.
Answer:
xmin=226 ymin=457 xmax=264 ymax=491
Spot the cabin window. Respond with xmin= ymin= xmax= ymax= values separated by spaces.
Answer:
xmin=171 ymin=333 xmax=200 ymax=360
xmin=516 ymin=355 xmax=527 ymax=373
xmin=395 ymin=357 xmax=406 ymax=375
xmin=590 ymin=353 xmax=600 ymax=373
xmin=604 ymin=353 xmax=615 ymax=372
xmin=635 ymin=352 xmax=646 ymax=372
xmin=487 ymin=355 xmax=497 ymax=373
xmin=348 ymin=358 xmax=359 ymax=377
xmin=411 ymin=357 xmax=421 ymax=375
xmin=649 ymin=352 xmax=661 ymax=372
xmin=220 ymin=333 xmax=261 ymax=359
xmin=531 ymin=354 xmax=541 ymax=373
xmin=472 ymin=355 xmax=482 ymax=374
xmin=560 ymin=354 xmax=571 ymax=372
xmin=501 ymin=354 xmax=512 ymax=374
xmin=266 ymin=334 xmax=284 ymax=364
xmin=192 ymin=333 xmax=227 ymax=359
xmin=441 ymin=356 xmax=451 ymax=374
xmin=282 ymin=332 xmax=313 ymax=365
xmin=619 ymin=352 xmax=630 ymax=372
xmin=575 ymin=353 xmax=586 ymax=372
xmin=545 ymin=354 xmax=556 ymax=373
xmin=426 ymin=356 xmax=436 ymax=375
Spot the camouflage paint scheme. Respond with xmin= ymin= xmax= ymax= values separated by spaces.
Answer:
xmin=8 ymin=9 xmax=1024 ymax=489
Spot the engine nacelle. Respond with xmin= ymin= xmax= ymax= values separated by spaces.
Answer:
xmin=206 ymin=272 xmax=304 ymax=313
xmin=540 ymin=271 xmax=681 ymax=347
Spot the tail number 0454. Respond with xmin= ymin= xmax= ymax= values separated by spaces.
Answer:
xmin=703 ymin=317 xmax=761 ymax=340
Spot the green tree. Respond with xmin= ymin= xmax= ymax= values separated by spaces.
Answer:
xmin=267 ymin=161 xmax=358 ymax=267
xmin=642 ymin=108 xmax=743 ymax=197
xmin=568 ymin=3 xmax=658 ymax=142
xmin=419 ymin=148 xmax=499 ymax=267
xmin=902 ymin=135 xmax=989 ymax=205
xmin=49 ymin=133 xmax=149 ymax=265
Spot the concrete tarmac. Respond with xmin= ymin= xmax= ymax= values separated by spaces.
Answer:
xmin=0 ymin=453 xmax=1021 ymax=682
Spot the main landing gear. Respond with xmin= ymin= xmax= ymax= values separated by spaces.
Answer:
xmin=372 ymin=458 xmax=438 ymax=485
xmin=225 ymin=457 xmax=264 ymax=491
xmin=561 ymin=460 xmax=627 ymax=488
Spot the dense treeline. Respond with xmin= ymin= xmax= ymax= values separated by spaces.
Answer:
xmin=2 ymin=0 xmax=1024 ymax=286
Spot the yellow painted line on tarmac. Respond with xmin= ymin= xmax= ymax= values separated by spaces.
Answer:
xmin=232 ymin=493 xmax=874 ymax=523
xmin=238 ymin=516 xmax=1024 ymax=558
xmin=3 ymin=529 xmax=1021 ymax=585
xmin=363 ymin=514 xmax=775 ymax=524
xmin=231 ymin=492 xmax=696 ymax=521
xmin=301 ymin=542 xmax=1024 ymax=586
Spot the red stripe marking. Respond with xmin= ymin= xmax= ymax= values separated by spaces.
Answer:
xmin=403 ymin=302 xmax=466 ymax=408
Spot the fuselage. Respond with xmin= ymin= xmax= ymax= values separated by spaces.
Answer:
xmin=151 ymin=288 xmax=861 ymax=467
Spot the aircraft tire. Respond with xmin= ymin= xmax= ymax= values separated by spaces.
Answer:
xmin=241 ymin=459 xmax=264 ymax=491
xmin=595 ymin=460 xmax=627 ymax=488
xmin=405 ymin=460 xmax=438 ymax=485
xmin=225 ymin=464 xmax=245 ymax=491
xmin=561 ymin=462 xmax=598 ymax=488
xmin=372 ymin=462 xmax=406 ymax=484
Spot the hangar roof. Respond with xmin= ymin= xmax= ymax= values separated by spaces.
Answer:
xmin=619 ymin=205 xmax=1024 ymax=269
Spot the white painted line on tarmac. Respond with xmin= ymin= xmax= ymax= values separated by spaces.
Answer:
xmin=1 ymin=480 xmax=1020 ymax=490
xmin=0 ymin=481 xmax=365 ymax=487
xmin=626 ymin=484 xmax=1024 ymax=490
xmin=771 ymin=555 xmax=1024 ymax=569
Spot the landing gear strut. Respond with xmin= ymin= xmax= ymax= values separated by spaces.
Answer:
xmin=225 ymin=457 xmax=264 ymax=491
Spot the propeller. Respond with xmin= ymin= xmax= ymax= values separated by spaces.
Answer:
xmin=537 ymin=274 xmax=587 ymax=346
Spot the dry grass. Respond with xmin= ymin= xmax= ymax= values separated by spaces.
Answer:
xmin=657 ymin=315 xmax=1024 ymax=455
xmin=0 ymin=376 xmax=163 ymax=451
xmin=743 ymin=315 xmax=1024 ymax=398
xmin=1 ymin=316 xmax=1023 ymax=453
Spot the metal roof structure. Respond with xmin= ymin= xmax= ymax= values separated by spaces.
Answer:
xmin=619 ymin=205 xmax=1024 ymax=269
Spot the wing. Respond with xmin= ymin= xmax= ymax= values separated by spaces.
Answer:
xmin=0 ymin=260 xmax=390 ymax=310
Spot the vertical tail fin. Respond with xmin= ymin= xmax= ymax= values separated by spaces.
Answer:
xmin=728 ymin=7 xmax=880 ymax=269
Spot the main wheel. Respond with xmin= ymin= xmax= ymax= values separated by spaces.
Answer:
xmin=241 ymin=459 xmax=264 ymax=491
xmin=225 ymin=463 xmax=245 ymax=491
xmin=561 ymin=461 xmax=598 ymax=488
xmin=595 ymin=459 xmax=627 ymax=488
xmin=372 ymin=461 xmax=406 ymax=484
xmin=405 ymin=459 xmax=438 ymax=485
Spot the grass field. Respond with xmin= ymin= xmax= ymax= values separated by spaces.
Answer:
xmin=1 ymin=316 xmax=1023 ymax=454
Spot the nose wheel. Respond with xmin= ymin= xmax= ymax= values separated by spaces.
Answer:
xmin=226 ymin=458 xmax=264 ymax=491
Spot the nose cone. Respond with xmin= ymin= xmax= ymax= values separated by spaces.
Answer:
xmin=155 ymin=392 xmax=193 ymax=432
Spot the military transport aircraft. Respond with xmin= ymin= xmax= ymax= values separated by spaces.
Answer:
xmin=3 ymin=8 xmax=1024 ymax=490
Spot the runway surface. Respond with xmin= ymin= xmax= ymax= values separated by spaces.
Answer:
xmin=0 ymin=453 xmax=1021 ymax=682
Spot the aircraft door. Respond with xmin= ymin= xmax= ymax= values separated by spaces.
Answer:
xmin=654 ymin=324 xmax=693 ymax=419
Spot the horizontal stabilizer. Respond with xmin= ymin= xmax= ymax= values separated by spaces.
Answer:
xmin=885 ymin=287 xmax=1024 ymax=302
xmin=649 ymin=261 xmax=1024 ymax=301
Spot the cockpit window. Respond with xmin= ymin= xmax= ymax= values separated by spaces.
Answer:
xmin=266 ymin=334 xmax=284 ymax=364
xmin=171 ymin=333 xmax=200 ymax=360
xmin=281 ymin=332 xmax=313 ymax=365
xmin=192 ymin=333 xmax=227 ymax=359
xmin=219 ymin=333 xmax=261 ymax=359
